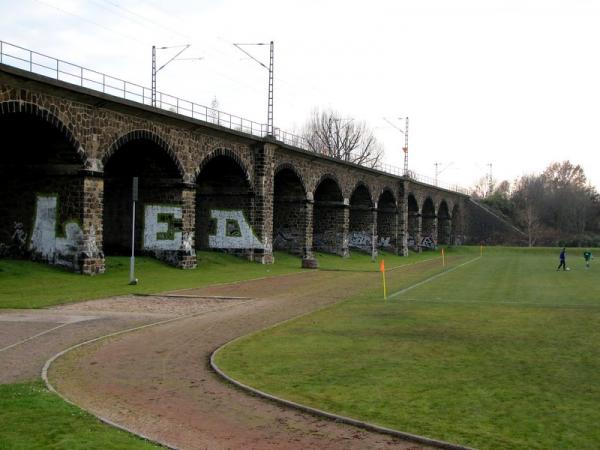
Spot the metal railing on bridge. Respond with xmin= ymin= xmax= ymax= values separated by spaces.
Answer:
xmin=0 ymin=40 xmax=470 ymax=196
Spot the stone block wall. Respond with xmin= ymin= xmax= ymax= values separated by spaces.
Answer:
xmin=0 ymin=66 xmax=482 ymax=274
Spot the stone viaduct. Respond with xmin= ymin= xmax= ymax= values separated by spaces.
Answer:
xmin=0 ymin=63 xmax=487 ymax=275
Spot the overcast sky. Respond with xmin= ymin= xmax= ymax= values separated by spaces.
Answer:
xmin=2 ymin=0 xmax=599 ymax=190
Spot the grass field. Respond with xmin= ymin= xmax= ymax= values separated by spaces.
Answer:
xmin=0 ymin=248 xmax=435 ymax=448
xmin=0 ymin=249 xmax=437 ymax=309
xmin=216 ymin=247 xmax=600 ymax=449
xmin=0 ymin=382 xmax=158 ymax=449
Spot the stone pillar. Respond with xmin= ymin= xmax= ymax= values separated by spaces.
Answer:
xmin=371 ymin=207 xmax=378 ymax=259
xmin=252 ymin=142 xmax=275 ymax=264
xmin=80 ymin=174 xmax=105 ymax=275
xmin=301 ymin=197 xmax=318 ymax=268
xmin=178 ymin=184 xmax=197 ymax=269
xmin=416 ymin=214 xmax=422 ymax=253
xmin=341 ymin=198 xmax=350 ymax=258
xmin=432 ymin=216 xmax=439 ymax=247
xmin=398 ymin=188 xmax=408 ymax=256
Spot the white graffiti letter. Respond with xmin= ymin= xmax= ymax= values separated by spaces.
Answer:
xmin=143 ymin=205 xmax=183 ymax=251
xmin=208 ymin=210 xmax=263 ymax=249
xmin=30 ymin=195 xmax=83 ymax=260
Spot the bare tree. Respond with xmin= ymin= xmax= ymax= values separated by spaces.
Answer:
xmin=471 ymin=176 xmax=493 ymax=199
xmin=302 ymin=108 xmax=383 ymax=168
xmin=512 ymin=175 xmax=545 ymax=246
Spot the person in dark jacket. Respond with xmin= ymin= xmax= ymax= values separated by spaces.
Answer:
xmin=557 ymin=247 xmax=566 ymax=271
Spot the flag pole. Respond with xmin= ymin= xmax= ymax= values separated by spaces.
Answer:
xmin=380 ymin=259 xmax=387 ymax=300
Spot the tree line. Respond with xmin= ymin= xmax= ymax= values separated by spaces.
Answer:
xmin=474 ymin=161 xmax=600 ymax=247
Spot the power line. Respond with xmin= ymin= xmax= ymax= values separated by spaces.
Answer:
xmin=95 ymin=0 xmax=190 ymax=41
xmin=32 ymin=0 xmax=150 ymax=46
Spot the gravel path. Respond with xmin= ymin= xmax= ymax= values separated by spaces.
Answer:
xmin=47 ymin=266 xmax=443 ymax=450
xmin=0 ymin=295 xmax=248 ymax=384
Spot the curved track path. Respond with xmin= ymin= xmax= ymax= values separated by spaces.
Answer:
xmin=49 ymin=266 xmax=441 ymax=449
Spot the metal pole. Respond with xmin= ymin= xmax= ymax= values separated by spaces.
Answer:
xmin=403 ymin=117 xmax=409 ymax=176
xmin=267 ymin=41 xmax=274 ymax=136
xmin=151 ymin=45 xmax=156 ymax=107
xmin=129 ymin=177 xmax=139 ymax=285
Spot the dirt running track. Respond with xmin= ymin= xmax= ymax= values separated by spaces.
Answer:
xmin=49 ymin=267 xmax=441 ymax=450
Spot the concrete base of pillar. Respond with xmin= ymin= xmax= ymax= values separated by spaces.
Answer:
xmin=177 ymin=255 xmax=198 ymax=269
xmin=81 ymin=257 xmax=106 ymax=275
xmin=253 ymin=252 xmax=274 ymax=264
xmin=301 ymin=258 xmax=319 ymax=269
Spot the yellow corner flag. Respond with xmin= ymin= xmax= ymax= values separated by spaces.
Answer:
xmin=380 ymin=259 xmax=387 ymax=300
xmin=442 ymin=247 xmax=446 ymax=267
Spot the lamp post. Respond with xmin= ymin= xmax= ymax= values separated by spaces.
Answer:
xmin=151 ymin=44 xmax=203 ymax=107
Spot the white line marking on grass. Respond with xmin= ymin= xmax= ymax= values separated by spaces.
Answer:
xmin=388 ymin=256 xmax=481 ymax=300
xmin=386 ymin=256 xmax=439 ymax=272
xmin=402 ymin=299 xmax=600 ymax=309
xmin=0 ymin=322 xmax=72 ymax=353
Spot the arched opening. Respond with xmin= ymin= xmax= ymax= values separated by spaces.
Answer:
xmin=103 ymin=137 xmax=183 ymax=258
xmin=195 ymin=155 xmax=256 ymax=256
xmin=407 ymin=194 xmax=419 ymax=250
xmin=313 ymin=177 xmax=345 ymax=255
xmin=273 ymin=168 xmax=306 ymax=255
xmin=451 ymin=204 xmax=463 ymax=245
xmin=438 ymin=201 xmax=451 ymax=245
xmin=0 ymin=107 xmax=89 ymax=269
xmin=421 ymin=197 xmax=437 ymax=249
xmin=349 ymin=184 xmax=373 ymax=253
xmin=377 ymin=190 xmax=397 ymax=252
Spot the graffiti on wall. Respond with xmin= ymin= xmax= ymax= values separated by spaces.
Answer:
xmin=143 ymin=204 xmax=195 ymax=264
xmin=29 ymin=195 xmax=99 ymax=267
xmin=209 ymin=210 xmax=263 ymax=249
xmin=348 ymin=231 xmax=393 ymax=251
xmin=421 ymin=235 xmax=436 ymax=249
xmin=0 ymin=222 xmax=27 ymax=257
xmin=143 ymin=205 xmax=183 ymax=251
xmin=407 ymin=234 xmax=437 ymax=250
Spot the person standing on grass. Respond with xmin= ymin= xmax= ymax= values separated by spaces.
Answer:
xmin=584 ymin=249 xmax=593 ymax=269
xmin=557 ymin=247 xmax=567 ymax=271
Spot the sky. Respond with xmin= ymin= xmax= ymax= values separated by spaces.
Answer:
xmin=2 ymin=0 xmax=600 ymax=190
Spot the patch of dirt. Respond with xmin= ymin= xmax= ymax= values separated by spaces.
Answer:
xmin=49 ymin=264 xmax=443 ymax=449
xmin=0 ymin=295 xmax=249 ymax=384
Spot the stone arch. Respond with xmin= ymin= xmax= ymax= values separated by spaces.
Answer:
xmin=407 ymin=193 xmax=419 ymax=250
xmin=437 ymin=200 xmax=451 ymax=245
xmin=104 ymin=129 xmax=185 ymax=179
xmin=0 ymin=100 xmax=93 ymax=269
xmin=379 ymin=187 xmax=397 ymax=206
xmin=274 ymin=163 xmax=308 ymax=198
xmin=102 ymin=129 xmax=186 ymax=257
xmin=421 ymin=197 xmax=437 ymax=249
xmin=273 ymin=165 xmax=308 ymax=255
xmin=196 ymin=148 xmax=253 ymax=188
xmin=0 ymin=100 xmax=87 ymax=165
xmin=350 ymin=181 xmax=374 ymax=206
xmin=195 ymin=151 xmax=255 ymax=255
xmin=377 ymin=189 xmax=397 ymax=252
xmin=313 ymin=175 xmax=346 ymax=256
xmin=312 ymin=173 xmax=342 ymax=198
xmin=451 ymin=203 xmax=464 ymax=245
xmin=349 ymin=183 xmax=374 ymax=253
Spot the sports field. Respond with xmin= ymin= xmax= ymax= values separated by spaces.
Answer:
xmin=216 ymin=247 xmax=600 ymax=449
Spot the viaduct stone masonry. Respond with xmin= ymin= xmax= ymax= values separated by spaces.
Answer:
xmin=0 ymin=64 xmax=510 ymax=274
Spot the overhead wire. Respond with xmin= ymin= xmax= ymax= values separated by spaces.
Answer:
xmin=31 ymin=0 xmax=150 ymax=46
